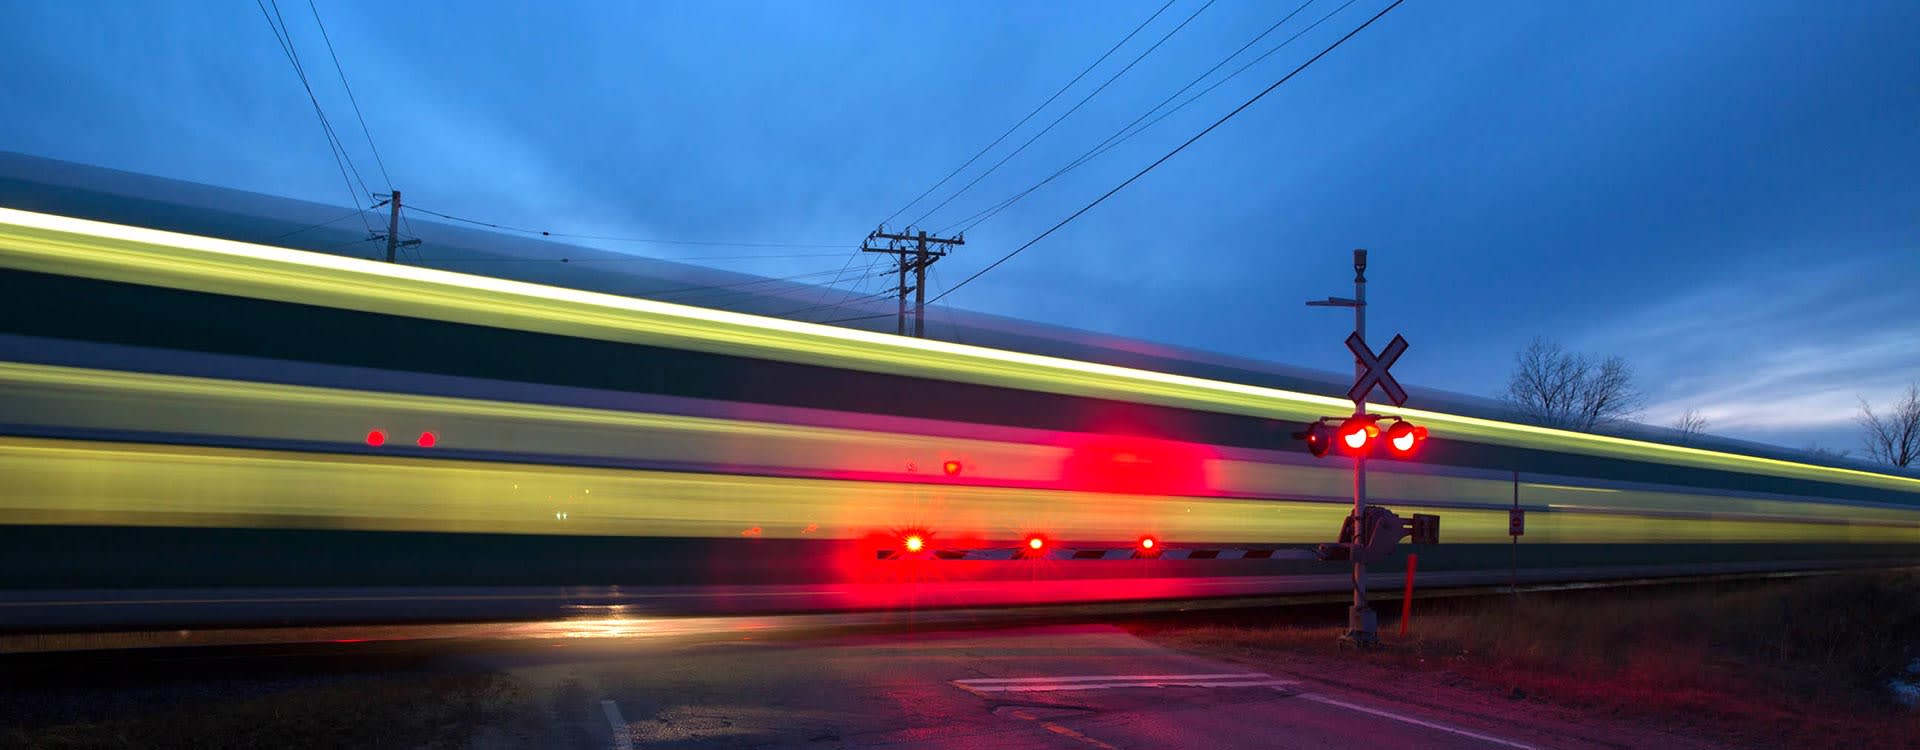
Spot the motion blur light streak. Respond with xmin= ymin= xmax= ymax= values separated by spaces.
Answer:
xmin=2 ymin=207 xmax=1917 ymax=493
xmin=0 ymin=436 xmax=1912 ymax=545
xmin=0 ymin=205 xmax=1918 ymax=623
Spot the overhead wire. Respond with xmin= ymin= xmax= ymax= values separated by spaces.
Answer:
xmin=306 ymin=0 xmax=392 ymax=192
xmin=253 ymin=0 xmax=376 ymax=235
xmin=905 ymin=0 xmax=1221 ymax=229
xmin=402 ymin=205 xmax=848 ymax=249
xmin=941 ymin=0 xmax=1338 ymax=236
xmin=413 ymin=251 xmax=849 ymax=264
xmin=875 ymin=0 xmax=1177 ymax=229
xmin=783 ymin=290 xmax=900 ymax=322
xmin=646 ymin=267 xmax=889 ymax=303
xmin=928 ymin=0 xmax=1407 ymax=306
xmin=264 ymin=203 xmax=384 ymax=242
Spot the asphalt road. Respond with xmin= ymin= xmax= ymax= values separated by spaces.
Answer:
xmin=3 ymin=614 xmax=1740 ymax=749
xmin=477 ymin=623 xmax=1554 ymax=749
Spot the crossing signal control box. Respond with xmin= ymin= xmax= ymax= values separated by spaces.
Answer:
xmin=1410 ymin=513 xmax=1439 ymax=545
xmin=1315 ymin=506 xmax=1411 ymax=564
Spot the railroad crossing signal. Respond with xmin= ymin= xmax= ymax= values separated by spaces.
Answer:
xmin=1346 ymin=332 xmax=1408 ymax=406
xmin=1509 ymin=507 xmax=1525 ymax=537
xmin=1294 ymin=415 xmax=1426 ymax=459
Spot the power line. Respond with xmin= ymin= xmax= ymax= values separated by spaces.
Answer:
xmin=929 ymin=0 xmax=1407 ymax=306
xmin=906 ymin=0 xmax=1221 ymax=229
xmin=941 ymin=0 xmax=1336 ymax=236
xmin=778 ymin=290 xmax=900 ymax=321
xmin=651 ymin=268 xmax=891 ymax=305
xmin=875 ymin=0 xmax=1177 ymax=228
xmin=815 ymin=312 xmax=899 ymax=325
xmin=254 ymin=0 xmax=375 ymax=235
xmin=266 ymin=0 xmax=375 ymax=199
xmin=306 ymin=0 xmax=392 ymax=191
xmin=414 ymin=251 xmax=849 ymax=264
xmin=775 ymin=277 xmax=895 ymax=320
xmin=403 ymin=205 xmax=848 ymax=249
xmin=265 ymin=203 xmax=383 ymax=242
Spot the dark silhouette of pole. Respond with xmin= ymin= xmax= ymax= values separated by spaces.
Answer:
xmin=862 ymin=227 xmax=962 ymax=337
xmin=385 ymin=190 xmax=402 ymax=263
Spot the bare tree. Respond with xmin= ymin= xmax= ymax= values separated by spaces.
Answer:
xmin=1672 ymin=408 xmax=1709 ymax=443
xmin=1858 ymin=383 xmax=1920 ymax=467
xmin=1504 ymin=337 xmax=1642 ymax=431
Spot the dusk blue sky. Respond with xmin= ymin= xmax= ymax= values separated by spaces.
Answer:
xmin=2 ymin=0 xmax=1915 ymax=453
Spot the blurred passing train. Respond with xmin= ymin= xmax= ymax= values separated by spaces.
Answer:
xmin=0 ymin=155 xmax=1916 ymax=630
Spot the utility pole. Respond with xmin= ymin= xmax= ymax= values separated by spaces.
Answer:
xmin=385 ymin=189 xmax=402 ymax=263
xmin=861 ymin=226 xmax=963 ymax=337
xmin=373 ymin=191 xmax=419 ymax=263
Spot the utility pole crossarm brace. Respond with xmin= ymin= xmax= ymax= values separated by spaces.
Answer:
xmin=861 ymin=226 xmax=964 ymax=338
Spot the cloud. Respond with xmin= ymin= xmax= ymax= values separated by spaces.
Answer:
xmin=1583 ymin=252 xmax=1918 ymax=438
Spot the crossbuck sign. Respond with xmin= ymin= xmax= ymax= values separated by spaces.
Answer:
xmin=1345 ymin=332 xmax=1409 ymax=406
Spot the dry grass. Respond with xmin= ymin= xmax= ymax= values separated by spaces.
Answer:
xmin=0 ymin=671 xmax=538 ymax=750
xmin=1142 ymin=572 xmax=1920 ymax=749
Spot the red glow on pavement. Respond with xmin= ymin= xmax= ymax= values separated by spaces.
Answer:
xmin=365 ymin=430 xmax=386 ymax=447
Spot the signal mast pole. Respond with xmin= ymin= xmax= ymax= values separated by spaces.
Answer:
xmin=1308 ymin=249 xmax=1376 ymax=645
xmin=1348 ymin=249 xmax=1374 ymax=645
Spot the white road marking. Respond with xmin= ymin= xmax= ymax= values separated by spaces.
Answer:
xmin=966 ymin=679 xmax=1300 ymax=693
xmin=955 ymin=673 xmax=1297 ymax=693
xmin=1299 ymin=694 xmax=1539 ymax=750
xmin=957 ymin=672 xmax=1269 ymax=685
xmin=600 ymin=699 xmax=634 ymax=750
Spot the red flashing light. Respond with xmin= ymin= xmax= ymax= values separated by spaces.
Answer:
xmin=942 ymin=460 xmax=962 ymax=477
xmin=1336 ymin=416 xmax=1375 ymax=454
xmin=417 ymin=431 xmax=437 ymax=448
xmin=1140 ymin=537 xmax=1155 ymax=550
xmin=903 ymin=534 xmax=925 ymax=553
xmin=1027 ymin=536 xmax=1045 ymax=551
xmin=365 ymin=430 xmax=386 ymax=447
xmin=1384 ymin=422 xmax=1428 ymax=458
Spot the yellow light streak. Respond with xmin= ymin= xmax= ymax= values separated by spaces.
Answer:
xmin=0 ymin=360 xmax=1068 ymax=482
xmin=1523 ymin=483 xmax=1621 ymax=494
xmin=1 ymin=207 xmax=1917 ymax=495
xmin=7 ymin=359 xmax=1910 ymax=530
xmin=0 ymin=437 xmax=1913 ymax=545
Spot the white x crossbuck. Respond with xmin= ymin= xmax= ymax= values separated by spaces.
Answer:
xmin=1345 ymin=332 xmax=1409 ymax=406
